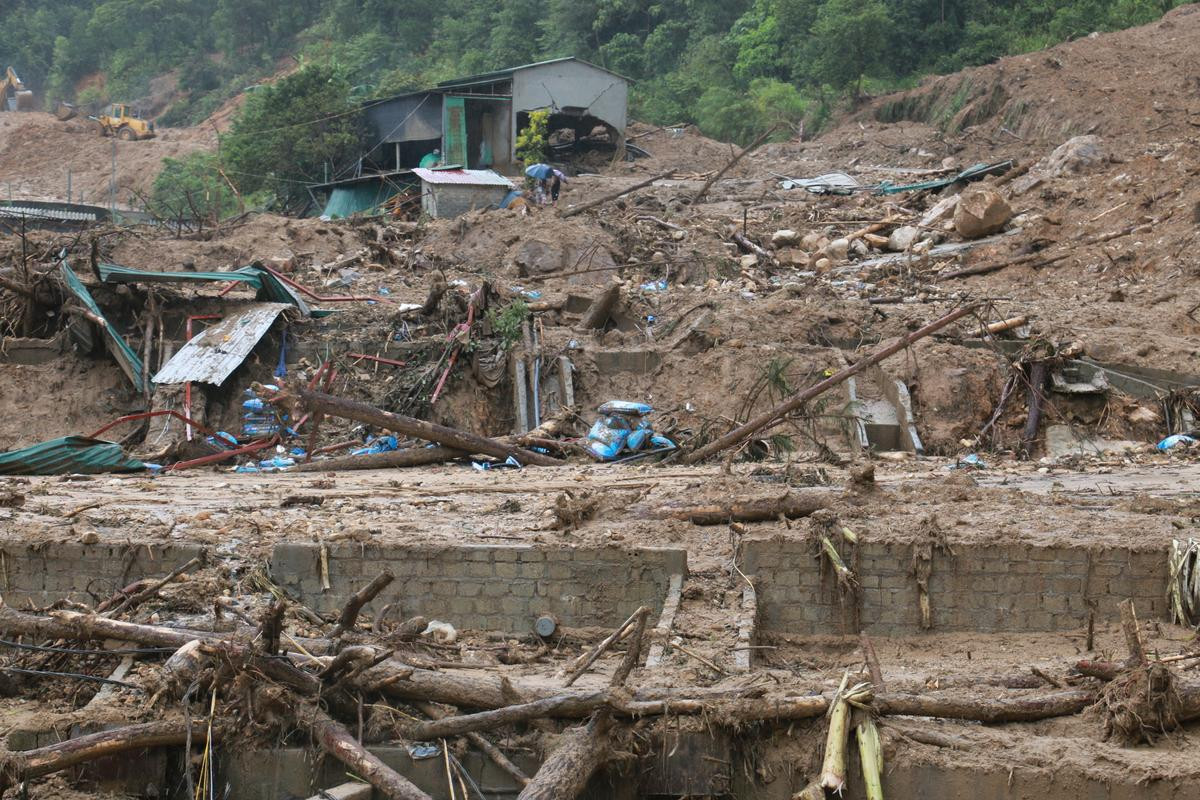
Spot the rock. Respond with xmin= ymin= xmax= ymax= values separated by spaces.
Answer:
xmin=887 ymin=225 xmax=921 ymax=252
xmin=739 ymin=254 xmax=758 ymax=269
xmin=651 ymin=251 xmax=667 ymax=262
xmin=1127 ymin=406 xmax=1159 ymax=424
xmin=825 ymin=237 xmax=850 ymax=261
xmin=771 ymin=229 xmax=800 ymax=247
xmin=953 ymin=187 xmax=1013 ymax=239
xmin=1044 ymin=135 xmax=1105 ymax=176
xmin=801 ymin=232 xmax=824 ymax=250
xmin=919 ymin=194 xmax=960 ymax=228
xmin=776 ymin=248 xmax=809 ymax=267
xmin=851 ymin=238 xmax=869 ymax=256
xmin=815 ymin=257 xmax=831 ymax=271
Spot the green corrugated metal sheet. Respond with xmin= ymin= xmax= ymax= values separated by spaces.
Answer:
xmin=0 ymin=436 xmax=144 ymax=475
xmin=96 ymin=262 xmax=310 ymax=316
xmin=60 ymin=261 xmax=146 ymax=390
xmin=320 ymin=183 xmax=401 ymax=219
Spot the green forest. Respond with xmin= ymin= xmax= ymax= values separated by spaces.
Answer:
xmin=0 ymin=0 xmax=1184 ymax=142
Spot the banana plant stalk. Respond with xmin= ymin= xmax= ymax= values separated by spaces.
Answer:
xmin=819 ymin=676 xmax=873 ymax=793
xmin=856 ymin=717 xmax=884 ymax=800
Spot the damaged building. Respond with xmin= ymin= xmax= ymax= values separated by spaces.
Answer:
xmin=311 ymin=57 xmax=628 ymax=218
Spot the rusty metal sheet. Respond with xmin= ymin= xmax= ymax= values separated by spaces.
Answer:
xmin=152 ymin=303 xmax=290 ymax=386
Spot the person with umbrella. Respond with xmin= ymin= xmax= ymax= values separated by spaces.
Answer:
xmin=523 ymin=163 xmax=567 ymax=205
xmin=419 ymin=148 xmax=442 ymax=168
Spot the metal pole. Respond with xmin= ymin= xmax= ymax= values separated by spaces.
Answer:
xmin=66 ymin=168 xmax=72 ymax=202
xmin=110 ymin=139 xmax=117 ymax=217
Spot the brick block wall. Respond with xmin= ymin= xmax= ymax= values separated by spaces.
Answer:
xmin=271 ymin=543 xmax=686 ymax=633
xmin=742 ymin=537 xmax=1167 ymax=635
xmin=0 ymin=541 xmax=205 ymax=607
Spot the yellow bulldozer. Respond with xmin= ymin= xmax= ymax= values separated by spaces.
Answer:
xmin=1 ymin=67 xmax=34 ymax=111
xmin=92 ymin=103 xmax=156 ymax=140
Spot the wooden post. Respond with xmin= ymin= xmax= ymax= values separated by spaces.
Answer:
xmin=517 ymin=714 xmax=611 ymax=800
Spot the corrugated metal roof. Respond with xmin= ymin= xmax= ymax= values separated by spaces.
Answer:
xmin=436 ymin=57 xmax=632 ymax=88
xmin=153 ymin=303 xmax=290 ymax=386
xmin=0 ymin=436 xmax=143 ymax=475
xmin=412 ymin=168 xmax=514 ymax=188
xmin=60 ymin=260 xmax=146 ymax=390
xmin=0 ymin=206 xmax=98 ymax=222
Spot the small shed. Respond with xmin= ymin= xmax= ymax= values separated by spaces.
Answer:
xmin=412 ymin=168 xmax=514 ymax=219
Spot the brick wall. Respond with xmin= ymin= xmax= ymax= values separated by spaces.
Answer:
xmin=742 ymin=536 xmax=1167 ymax=635
xmin=271 ymin=542 xmax=686 ymax=633
xmin=0 ymin=541 xmax=205 ymax=607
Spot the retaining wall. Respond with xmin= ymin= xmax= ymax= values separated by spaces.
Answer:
xmin=742 ymin=537 xmax=1167 ymax=635
xmin=271 ymin=542 xmax=686 ymax=633
xmin=0 ymin=541 xmax=205 ymax=607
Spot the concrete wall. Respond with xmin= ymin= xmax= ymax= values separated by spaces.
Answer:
xmin=271 ymin=542 xmax=686 ymax=633
xmin=742 ymin=536 xmax=1167 ymax=635
xmin=512 ymin=60 xmax=628 ymax=157
xmin=423 ymin=183 xmax=510 ymax=218
xmin=0 ymin=541 xmax=205 ymax=607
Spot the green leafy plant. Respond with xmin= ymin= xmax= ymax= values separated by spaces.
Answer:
xmin=515 ymin=109 xmax=549 ymax=166
xmin=487 ymin=299 xmax=529 ymax=350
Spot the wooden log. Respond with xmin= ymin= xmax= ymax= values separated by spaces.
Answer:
xmin=732 ymin=231 xmax=771 ymax=261
xmin=517 ymin=714 xmax=611 ymax=800
xmin=577 ymin=285 xmax=620 ymax=331
xmin=984 ymin=315 xmax=1028 ymax=335
xmin=561 ymin=172 xmax=673 ymax=218
xmin=1019 ymin=361 xmax=1048 ymax=460
xmin=0 ymin=720 xmax=216 ymax=792
xmin=1120 ymin=599 xmax=1148 ymax=667
xmin=875 ymin=689 xmax=1095 ymax=722
xmin=287 ymin=384 xmax=562 ymax=467
xmin=410 ymin=692 xmax=608 ymax=739
xmin=413 ymin=701 xmax=530 ymax=786
xmin=693 ymin=126 xmax=776 ymax=202
xmin=293 ymin=445 xmax=466 ymax=472
xmin=611 ymin=607 xmax=650 ymax=687
xmin=649 ymin=490 xmax=831 ymax=524
xmin=331 ymin=571 xmax=394 ymax=637
xmin=295 ymin=700 xmax=432 ymax=800
xmin=683 ymin=303 xmax=981 ymax=463
xmin=1074 ymin=659 xmax=1121 ymax=681
xmin=563 ymin=606 xmax=649 ymax=686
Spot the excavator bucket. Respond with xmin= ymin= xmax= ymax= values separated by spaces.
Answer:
xmin=54 ymin=101 xmax=77 ymax=120
xmin=14 ymin=90 xmax=34 ymax=111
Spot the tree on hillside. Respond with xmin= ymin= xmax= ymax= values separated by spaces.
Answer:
xmin=220 ymin=64 xmax=364 ymax=212
xmin=809 ymin=0 xmax=891 ymax=96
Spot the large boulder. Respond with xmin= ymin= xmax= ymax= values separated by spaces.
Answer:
xmin=887 ymin=225 xmax=921 ymax=252
xmin=953 ymin=187 xmax=1013 ymax=239
xmin=1044 ymin=135 xmax=1105 ymax=176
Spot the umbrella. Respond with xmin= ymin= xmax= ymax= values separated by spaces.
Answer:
xmin=524 ymin=163 xmax=553 ymax=180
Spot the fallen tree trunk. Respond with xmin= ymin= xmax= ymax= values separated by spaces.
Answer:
xmin=331 ymin=571 xmax=394 ymax=637
xmin=561 ymin=172 xmax=673 ymax=219
xmin=409 ymin=692 xmax=608 ymax=739
xmin=0 ymin=720 xmax=216 ymax=792
xmin=683 ymin=303 xmax=980 ymax=463
xmin=296 ymin=700 xmax=432 ymax=800
xmin=693 ymin=126 xmax=776 ymax=203
xmin=293 ymin=445 xmax=466 ymax=472
xmin=1019 ymin=360 xmax=1048 ymax=460
xmin=413 ymin=701 xmax=530 ymax=786
xmin=286 ymin=385 xmax=562 ymax=467
xmin=649 ymin=490 xmax=832 ymax=524
xmin=876 ymin=689 xmax=1096 ymax=722
xmin=517 ymin=714 xmax=611 ymax=800
xmin=563 ymin=606 xmax=649 ymax=686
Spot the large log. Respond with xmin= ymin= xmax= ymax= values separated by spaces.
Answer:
xmin=0 ymin=720 xmax=216 ymax=792
xmin=517 ymin=714 xmax=611 ymax=800
xmin=683 ymin=303 xmax=981 ymax=463
xmin=288 ymin=385 xmax=562 ymax=467
xmin=561 ymin=172 xmax=673 ymax=218
xmin=649 ymin=491 xmax=831 ymax=524
xmin=409 ymin=692 xmax=608 ymax=739
xmin=294 ymin=445 xmax=465 ymax=472
xmin=875 ymin=689 xmax=1095 ymax=722
xmin=296 ymin=700 xmax=432 ymax=800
